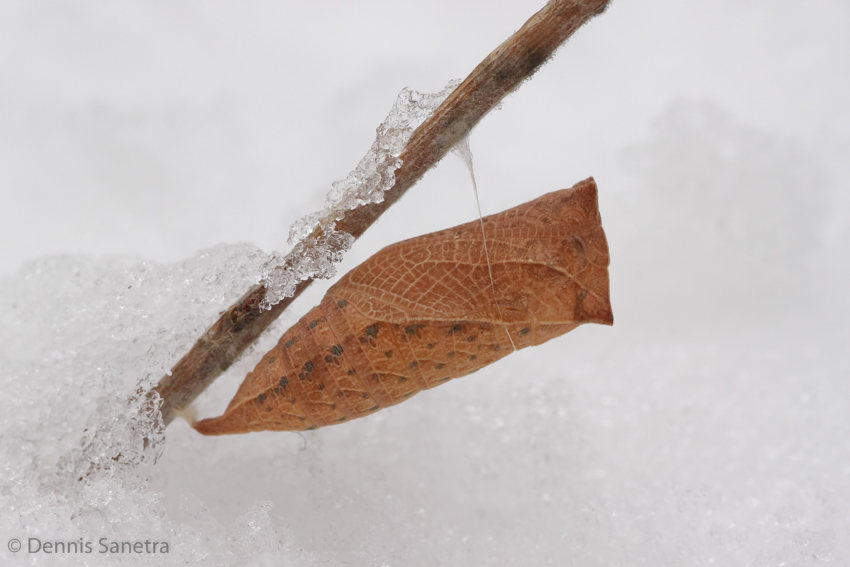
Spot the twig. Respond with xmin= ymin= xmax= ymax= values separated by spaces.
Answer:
xmin=154 ymin=0 xmax=611 ymax=425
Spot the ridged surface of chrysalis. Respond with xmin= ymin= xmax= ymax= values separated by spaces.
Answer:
xmin=195 ymin=177 xmax=612 ymax=435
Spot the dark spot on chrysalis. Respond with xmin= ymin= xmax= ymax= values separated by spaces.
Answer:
xmin=398 ymin=376 xmax=407 ymax=383
xmin=448 ymin=351 xmax=456 ymax=358
xmin=268 ymin=357 xmax=276 ymax=365
xmin=451 ymin=324 xmax=462 ymax=334
xmin=279 ymin=377 xmax=289 ymax=389
xmin=298 ymin=416 xmax=307 ymax=421
xmin=299 ymin=373 xmax=306 ymax=380
xmin=403 ymin=391 xmax=413 ymax=397
xmin=338 ymin=417 xmax=346 ymax=422
xmin=366 ymin=325 xmax=379 ymax=338
xmin=306 ymin=425 xmax=317 ymax=430
xmin=519 ymin=327 xmax=531 ymax=336
xmin=308 ymin=320 xmax=319 ymax=329
xmin=289 ymin=398 xmax=296 ymax=404
xmin=409 ymin=361 xmax=419 ymax=369
xmin=577 ymin=289 xmax=588 ymax=302
xmin=330 ymin=404 xmax=336 ymax=410
xmin=324 ymin=355 xmax=333 ymax=363
xmin=573 ymin=237 xmax=585 ymax=254
xmin=304 ymin=361 xmax=314 ymax=373
xmin=347 ymin=369 xmax=355 ymax=376
xmin=318 ymin=382 xmax=325 ymax=390
xmin=337 ymin=299 xmax=348 ymax=308
xmin=273 ymin=387 xmax=281 ymax=394
xmin=362 ymin=393 xmax=369 ymax=399
xmin=405 ymin=325 xmax=416 ymax=335
xmin=427 ymin=343 xmax=434 ymax=349
xmin=436 ymin=363 xmax=445 ymax=370
xmin=331 ymin=345 xmax=343 ymax=356
xmin=257 ymin=393 xmax=266 ymax=403
xmin=493 ymin=344 xmax=501 ymax=351
xmin=470 ymin=355 xmax=477 ymax=361
xmin=285 ymin=338 xmax=296 ymax=348
xmin=385 ymin=350 xmax=393 ymax=358
xmin=369 ymin=405 xmax=380 ymax=411
xmin=467 ymin=336 xmax=476 ymax=342
xmin=372 ymin=373 xmax=380 ymax=382
xmin=439 ymin=377 xmax=451 ymax=382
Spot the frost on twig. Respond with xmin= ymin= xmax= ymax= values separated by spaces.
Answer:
xmin=260 ymin=80 xmax=461 ymax=310
xmin=260 ymin=228 xmax=354 ymax=310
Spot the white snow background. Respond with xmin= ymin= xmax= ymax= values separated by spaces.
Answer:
xmin=1 ymin=1 xmax=849 ymax=565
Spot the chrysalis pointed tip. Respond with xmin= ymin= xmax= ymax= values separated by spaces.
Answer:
xmin=193 ymin=405 xmax=255 ymax=436
xmin=193 ymin=416 xmax=226 ymax=436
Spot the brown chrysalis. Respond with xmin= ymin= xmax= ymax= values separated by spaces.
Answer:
xmin=194 ymin=177 xmax=612 ymax=435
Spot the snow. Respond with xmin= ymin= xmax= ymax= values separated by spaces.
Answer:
xmin=0 ymin=245 xmax=303 ymax=564
xmin=1 ymin=0 xmax=849 ymax=565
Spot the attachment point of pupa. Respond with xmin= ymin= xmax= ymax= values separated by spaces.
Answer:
xmin=172 ymin=404 xmax=199 ymax=427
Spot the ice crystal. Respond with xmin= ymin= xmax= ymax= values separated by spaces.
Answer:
xmin=260 ymin=79 xmax=462 ymax=310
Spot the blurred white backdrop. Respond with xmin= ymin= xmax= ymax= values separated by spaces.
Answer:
xmin=2 ymin=0 xmax=846 ymax=276
xmin=1 ymin=1 xmax=848 ymax=565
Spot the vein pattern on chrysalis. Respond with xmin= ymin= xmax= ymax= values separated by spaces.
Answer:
xmin=194 ymin=177 xmax=612 ymax=435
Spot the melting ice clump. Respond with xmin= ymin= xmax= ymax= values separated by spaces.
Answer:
xmin=260 ymin=79 xmax=461 ymax=310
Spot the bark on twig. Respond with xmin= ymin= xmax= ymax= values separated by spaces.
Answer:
xmin=154 ymin=0 xmax=611 ymax=425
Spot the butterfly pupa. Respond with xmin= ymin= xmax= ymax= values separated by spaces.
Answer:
xmin=194 ymin=177 xmax=612 ymax=435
